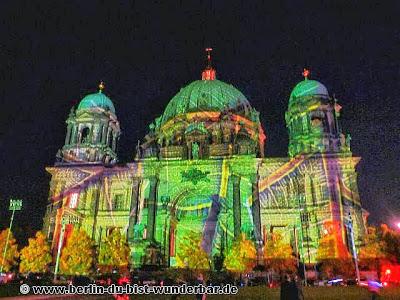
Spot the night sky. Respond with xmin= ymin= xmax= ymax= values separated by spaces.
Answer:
xmin=1 ymin=1 xmax=399 ymax=236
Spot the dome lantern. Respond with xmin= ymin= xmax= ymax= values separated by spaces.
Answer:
xmin=201 ymin=47 xmax=216 ymax=81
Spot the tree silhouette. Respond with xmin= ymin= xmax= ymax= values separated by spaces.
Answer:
xmin=264 ymin=232 xmax=296 ymax=273
xmin=176 ymin=231 xmax=210 ymax=270
xmin=358 ymin=226 xmax=387 ymax=271
xmin=0 ymin=228 xmax=19 ymax=272
xmin=224 ymin=233 xmax=256 ymax=274
xmin=379 ymin=224 xmax=400 ymax=263
xmin=98 ymin=229 xmax=131 ymax=270
xmin=60 ymin=228 xmax=94 ymax=275
xmin=20 ymin=231 xmax=52 ymax=273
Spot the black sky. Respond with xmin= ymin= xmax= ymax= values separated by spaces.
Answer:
xmin=0 ymin=0 xmax=399 ymax=233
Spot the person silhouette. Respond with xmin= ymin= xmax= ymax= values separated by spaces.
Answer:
xmin=280 ymin=274 xmax=291 ymax=300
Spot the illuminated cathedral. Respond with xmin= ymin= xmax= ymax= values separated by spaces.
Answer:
xmin=43 ymin=50 xmax=367 ymax=268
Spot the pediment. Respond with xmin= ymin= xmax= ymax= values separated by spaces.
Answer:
xmin=48 ymin=166 xmax=103 ymax=191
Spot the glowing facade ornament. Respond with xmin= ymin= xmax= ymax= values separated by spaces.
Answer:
xmin=69 ymin=192 xmax=79 ymax=209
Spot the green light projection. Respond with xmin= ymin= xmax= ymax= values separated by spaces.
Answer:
xmin=43 ymin=63 xmax=367 ymax=270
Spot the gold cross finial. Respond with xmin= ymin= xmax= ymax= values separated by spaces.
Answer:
xmin=98 ymin=81 xmax=105 ymax=92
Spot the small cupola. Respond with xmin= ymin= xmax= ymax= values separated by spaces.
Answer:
xmin=201 ymin=47 xmax=216 ymax=81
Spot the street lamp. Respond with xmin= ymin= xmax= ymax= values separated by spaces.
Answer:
xmin=346 ymin=212 xmax=360 ymax=285
xmin=296 ymin=198 xmax=307 ymax=286
xmin=0 ymin=199 xmax=23 ymax=273
xmin=297 ymin=218 xmax=307 ymax=286
xmin=53 ymin=214 xmax=79 ymax=281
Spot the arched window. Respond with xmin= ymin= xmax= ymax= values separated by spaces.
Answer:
xmin=81 ymin=127 xmax=90 ymax=144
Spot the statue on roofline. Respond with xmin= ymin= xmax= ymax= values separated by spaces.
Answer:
xmin=346 ymin=134 xmax=352 ymax=150
xmin=154 ymin=116 xmax=162 ymax=129
xmin=135 ymin=140 xmax=142 ymax=159
xmin=149 ymin=122 xmax=155 ymax=132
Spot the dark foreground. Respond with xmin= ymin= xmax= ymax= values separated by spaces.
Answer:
xmin=1 ymin=285 xmax=400 ymax=300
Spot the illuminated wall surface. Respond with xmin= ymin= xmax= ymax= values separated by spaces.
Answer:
xmin=43 ymin=63 xmax=367 ymax=268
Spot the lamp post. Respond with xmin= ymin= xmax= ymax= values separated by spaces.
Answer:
xmin=1 ymin=199 xmax=23 ymax=273
xmin=296 ymin=197 xmax=307 ymax=286
xmin=53 ymin=214 xmax=79 ymax=281
xmin=298 ymin=218 xmax=307 ymax=286
xmin=303 ymin=213 xmax=311 ymax=264
xmin=346 ymin=212 xmax=360 ymax=284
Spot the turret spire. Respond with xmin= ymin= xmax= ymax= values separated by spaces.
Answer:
xmin=202 ymin=48 xmax=216 ymax=80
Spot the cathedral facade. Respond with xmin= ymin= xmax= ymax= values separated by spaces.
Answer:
xmin=42 ymin=54 xmax=367 ymax=268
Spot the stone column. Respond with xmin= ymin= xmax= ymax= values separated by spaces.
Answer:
xmin=232 ymin=175 xmax=241 ymax=239
xmin=71 ymin=125 xmax=78 ymax=144
xmin=327 ymin=107 xmax=335 ymax=135
xmin=127 ymin=178 xmax=141 ymax=242
xmin=101 ymin=124 xmax=108 ymax=144
xmin=251 ymin=176 xmax=262 ymax=245
xmin=106 ymin=127 xmax=112 ymax=147
xmin=77 ymin=124 xmax=83 ymax=143
xmin=65 ymin=124 xmax=72 ymax=145
xmin=92 ymin=124 xmax=99 ymax=144
xmin=112 ymin=134 xmax=117 ymax=151
xmin=147 ymin=176 xmax=158 ymax=241
xmin=91 ymin=186 xmax=101 ymax=241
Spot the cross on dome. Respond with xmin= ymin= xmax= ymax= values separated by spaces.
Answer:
xmin=302 ymin=68 xmax=310 ymax=80
xmin=205 ymin=47 xmax=213 ymax=68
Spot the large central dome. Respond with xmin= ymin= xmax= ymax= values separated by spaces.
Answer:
xmin=139 ymin=49 xmax=266 ymax=160
xmin=160 ymin=78 xmax=252 ymax=125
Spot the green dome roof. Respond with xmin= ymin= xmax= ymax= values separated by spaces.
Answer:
xmin=77 ymin=91 xmax=116 ymax=113
xmin=289 ymin=79 xmax=329 ymax=104
xmin=161 ymin=79 xmax=251 ymax=124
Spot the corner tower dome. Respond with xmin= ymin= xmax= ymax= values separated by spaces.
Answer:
xmin=58 ymin=82 xmax=121 ymax=165
xmin=285 ymin=69 xmax=345 ymax=157
xmin=289 ymin=69 xmax=329 ymax=108
xmin=290 ymin=79 xmax=329 ymax=100
xmin=77 ymin=81 xmax=116 ymax=113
